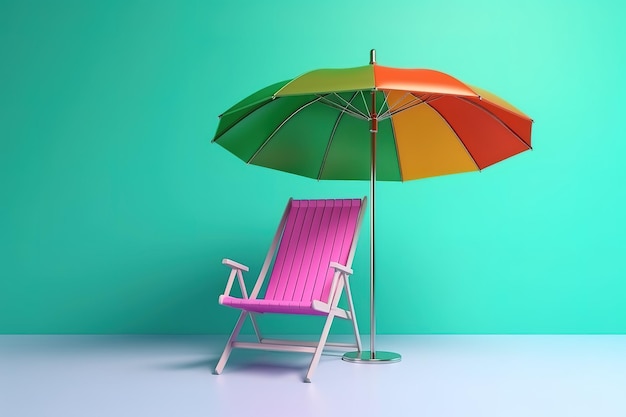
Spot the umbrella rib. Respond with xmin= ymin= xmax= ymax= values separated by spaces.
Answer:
xmin=212 ymin=98 xmax=274 ymax=143
xmin=427 ymin=102 xmax=482 ymax=172
xmin=330 ymin=92 xmax=369 ymax=119
xmin=377 ymin=91 xmax=412 ymax=120
xmin=316 ymin=93 xmax=369 ymax=120
xmin=246 ymin=96 xmax=324 ymax=164
xmin=376 ymin=91 xmax=390 ymax=118
xmin=387 ymin=114 xmax=405 ymax=182
xmin=360 ymin=91 xmax=371 ymax=118
xmin=218 ymin=96 xmax=274 ymax=119
xmin=458 ymin=97 xmax=533 ymax=150
xmin=378 ymin=93 xmax=440 ymax=121
xmin=317 ymin=91 xmax=360 ymax=180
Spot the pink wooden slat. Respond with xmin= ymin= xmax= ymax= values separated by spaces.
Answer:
xmin=286 ymin=200 xmax=326 ymax=301
xmin=310 ymin=201 xmax=345 ymax=301
xmin=319 ymin=200 xmax=361 ymax=301
xmin=271 ymin=203 xmax=306 ymax=300
xmin=269 ymin=205 xmax=299 ymax=301
xmin=265 ymin=201 xmax=300 ymax=300
xmin=282 ymin=200 xmax=318 ymax=301
xmin=300 ymin=200 xmax=334 ymax=301
xmin=315 ymin=201 xmax=353 ymax=301
xmin=283 ymin=200 xmax=320 ymax=301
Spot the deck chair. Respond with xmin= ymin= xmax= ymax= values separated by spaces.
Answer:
xmin=214 ymin=197 xmax=367 ymax=382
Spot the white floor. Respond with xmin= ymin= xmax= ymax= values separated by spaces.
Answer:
xmin=1 ymin=335 xmax=625 ymax=417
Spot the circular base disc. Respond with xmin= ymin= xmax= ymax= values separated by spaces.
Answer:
xmin=342 ymin=351 xmax=401 ymax=363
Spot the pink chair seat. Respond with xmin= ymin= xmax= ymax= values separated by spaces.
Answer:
xmin=220 ymin=295 xmax=327 ymax=315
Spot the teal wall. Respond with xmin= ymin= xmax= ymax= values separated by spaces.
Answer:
xmin=1 ymin=0 xmax=625 ymax=334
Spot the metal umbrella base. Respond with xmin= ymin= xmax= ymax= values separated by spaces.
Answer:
xmin=342 ymin=351 xmax=401 ymax=363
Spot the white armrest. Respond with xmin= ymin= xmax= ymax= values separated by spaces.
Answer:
xmin=221 ymin=259 xmax=250 ymax=299
xmin=325 ymin=262 xmax=354 ymax=306
xmin=222 ymin=258 xmax=249 ymax=272
xmin=330 ymin=262 xmax=353 ymax=276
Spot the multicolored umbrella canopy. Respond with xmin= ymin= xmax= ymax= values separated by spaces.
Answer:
xmin=213 ymin=55 xmax=532 ymax=181
xmin=212 ymin=50 xmax=533 ymax=363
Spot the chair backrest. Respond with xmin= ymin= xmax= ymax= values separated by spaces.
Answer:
xmin=262 ymin=198 xmax=366 ymax=303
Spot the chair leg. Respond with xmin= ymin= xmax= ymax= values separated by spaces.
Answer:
xmin=344 ymin=279 xmax=362 ymax=351
xmin=350 ymin=313 xmax=362 ymax=352
xmin=304 ymin=313 xmax=336 ymax=383
xmin=214 ymin=311 xmax=248 ymax=375
xmin=250 ymin=313 xmax=262 ymax=342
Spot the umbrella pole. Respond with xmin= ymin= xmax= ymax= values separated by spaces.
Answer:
xmin=342 ymin=49 xmax=401 ymax=364
xmin=370 ymin=96 xmax=377 ymax=358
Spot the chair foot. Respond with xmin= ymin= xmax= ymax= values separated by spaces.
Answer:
xmin=303 ymin=377 xmax=311 ymax=383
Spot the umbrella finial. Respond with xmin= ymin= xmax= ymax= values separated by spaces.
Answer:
xmin=370 ymin=49 xmax=376 ymax=65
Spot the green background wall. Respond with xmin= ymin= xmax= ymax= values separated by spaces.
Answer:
xmin=1 ymin=0 xmax=625 ymax=334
